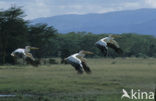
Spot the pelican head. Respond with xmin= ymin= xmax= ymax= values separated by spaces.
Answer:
xmin=30 ymin=47 xmax=39 ymax=50
xmin=108 ymin=34 xmax=113 ymax=37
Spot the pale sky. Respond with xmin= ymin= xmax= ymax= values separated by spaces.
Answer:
xmin=0 ymin=0 xmax=156 ymax=19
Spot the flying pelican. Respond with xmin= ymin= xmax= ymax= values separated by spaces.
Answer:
xmin=95 ymin=34 xmax=123 ymax=56
xmin=65 ymin=50 xmax=93 ymax=74
xmin=11 ymin=46 xmax=39 ymax=61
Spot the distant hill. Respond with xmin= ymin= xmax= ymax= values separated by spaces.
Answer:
xmin=32 ymin=8 xmax=156 ymax=36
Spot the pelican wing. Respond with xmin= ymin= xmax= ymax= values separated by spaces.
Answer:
xmin=81 ymin=61 xmax=91 ymax=74
xmin=67 ymin=55 xmax=82 ymax=65
xmin=76 ymin=55 xmax=91 ymax=74
xmin=107 ymin=41 xmax=123 ymax=54
xmin=14 ymin=49 xmax=25 ymax=54
xmin=76 ymin=55 xmax=86 ymax=62
xmin=25 ymin=53 xmax=35 ymax=61
xmin=70 ymin=62 xmax=83 ymax=74
xmin=11 ymin=49 xmax=25 ymax=58
xmin=95 ymin=44 xmax=107 ymax=56
xmin=66 ymin=55 xmax=83 ymax=74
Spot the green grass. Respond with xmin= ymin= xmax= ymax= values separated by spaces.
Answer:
xmin=0 ymin=58 xmax=156 ymax=101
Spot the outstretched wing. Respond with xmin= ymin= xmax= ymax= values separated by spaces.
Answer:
xmin=66 ymin=56 xmax=83 ymax=74
xmin=107 ymin=42 xmax=123 ymax=54
xmin=11 ymin=49 xmax=25 ymax=58
xmin=76 ymin=55 xmax=92 ymax=74
xmin=95 ymin=44 xmax=107 ymax=56
xmin=14 ymin=52 xmax=25 ymax=58
xmin=76 ymin=55 xmax=86 ymax=62
xmin=82 ymin=61 xmax=91 ymax=74
xmin=70 ymin=62 xmax=83 ymax=74
xmin=25 ymin=53 xmax=35 ymax=61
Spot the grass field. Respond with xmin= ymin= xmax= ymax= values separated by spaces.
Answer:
xmin=0 ymin=58 xmax=156 ymax=101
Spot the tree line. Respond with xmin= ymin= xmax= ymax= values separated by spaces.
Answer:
xmin=0 ymin=7 xmax=156 ymax=64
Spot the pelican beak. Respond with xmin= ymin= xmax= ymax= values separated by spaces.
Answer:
xmin=114 ymin=35 xmax=122 ymax=38
xmin=30 ymin=47 xmax=39 ymax=50
xmin=85 ymin=51 xmax=94 ymax=55
xmin=117 ymin=35 xmax=122 ymax=38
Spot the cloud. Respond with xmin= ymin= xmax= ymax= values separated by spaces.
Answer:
xmin=23 ymin=0 xmax=52 ymax=19
xmin=0 ymin=0 xmax=156 ymax=19
xmin=0 ymin=1 xmax=12 ymax=10
xmin=144 ymin=0 xmax=156 ymax=8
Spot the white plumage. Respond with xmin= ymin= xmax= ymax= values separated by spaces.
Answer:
xmin=11 ymin=46 xmax=39 ymax=61
xmin=95 ymin=34 xmax=122 ymax=56
xmin=66 ymin=53 xmax=83 ymax=68
xmin=95 ymin=38 xmax=108 ymax=48
xmin=11 ymin=49 xmax=25 ymax=56
xmin=65 ymin=50 xmax=93 ymax=74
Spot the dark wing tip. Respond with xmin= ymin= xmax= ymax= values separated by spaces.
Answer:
xmin=82 ymin=62 xmax=92 ymax=74
xmin=96 ymin=44 xmax=107 ymax=56
xmin=107 ymin=43 xmax=123 ymax=54
xmin=70 ymin=62 xmax=83 ymax=74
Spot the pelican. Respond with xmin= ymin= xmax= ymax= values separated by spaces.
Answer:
xmin=11 ymin=46 xmax=39 ymax=61
xmin=95 ymin=34 xmax=123 ymax=56
xmin=65 ymin=50 xmax=93 ymax=74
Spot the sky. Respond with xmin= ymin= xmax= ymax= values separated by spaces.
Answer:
xmin=0 ymin=0 xmax=156 ymax=20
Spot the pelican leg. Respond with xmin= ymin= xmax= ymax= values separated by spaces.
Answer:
xmin=111 ymin=40 xmax=120 ymax=48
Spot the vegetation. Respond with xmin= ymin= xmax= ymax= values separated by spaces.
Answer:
xmin=0 ymin=6 xmax=156 ymax=101
xmin=0 ymin=7 xmax=57 ymax=64
xmin=1 ymin=7 xmax=156 ymax=65
xmin=0 ymin=58 xmax=156 ymax=101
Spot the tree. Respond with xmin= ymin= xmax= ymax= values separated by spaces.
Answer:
xmin=0 ymin=6 xmax=28 ymax=64
xmin=28 ymin=23 xmax=57 ymax=59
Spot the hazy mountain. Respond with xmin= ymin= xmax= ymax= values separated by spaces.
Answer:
xmin=32 ymin=8 xmax=156 ymax=35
